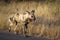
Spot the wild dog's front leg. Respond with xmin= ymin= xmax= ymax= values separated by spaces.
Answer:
xmin=23 ymin=23 xmax=28 ymax=37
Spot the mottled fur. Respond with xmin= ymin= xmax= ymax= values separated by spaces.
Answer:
xmin=8 ymin=10 xmax=36 ymax=36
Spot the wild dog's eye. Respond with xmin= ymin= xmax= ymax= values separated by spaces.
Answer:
xmin=17 ymin=13 xmax=19 ymax=15
xmin=31 ymin=16 xmax=33 ymax=17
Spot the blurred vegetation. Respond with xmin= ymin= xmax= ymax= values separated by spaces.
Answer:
xmin=0 ymin=0 xmax=60 ymax=40
xmin=0 ymin=0 xmax=60 ymax=3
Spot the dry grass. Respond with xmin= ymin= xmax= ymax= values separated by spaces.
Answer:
xmin=0 ymin=1 xmax=60 ymax=40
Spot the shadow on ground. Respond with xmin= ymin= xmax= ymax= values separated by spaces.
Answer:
xmin=0 ymin=31 xmax=49 ymax=40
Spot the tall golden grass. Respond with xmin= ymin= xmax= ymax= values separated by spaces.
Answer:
xmin=0 ymin=1 xmax=60 ymax=40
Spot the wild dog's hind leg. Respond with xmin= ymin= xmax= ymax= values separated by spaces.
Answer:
xmin=8 ymin=26 xmax=11 ymax=32
xmin=14 ymin=25 xmax=18 ymax=34
xmin=8 ymin=23 xmax=13 ymax=32
xmin=14 ymin=20 xmax=19 ymax=35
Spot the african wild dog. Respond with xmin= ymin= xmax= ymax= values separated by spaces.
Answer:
xmin=8 ymin=9 xmax=36 ymax=36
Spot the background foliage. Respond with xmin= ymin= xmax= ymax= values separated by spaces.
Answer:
xmin=0 ymin=0 xmax=60 ymax=40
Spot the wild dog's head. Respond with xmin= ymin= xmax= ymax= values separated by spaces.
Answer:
xmin=25 ymin=10 xmax=36 ymax=22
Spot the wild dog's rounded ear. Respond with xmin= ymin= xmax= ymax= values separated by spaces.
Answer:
xmin=26 ymin=11 xmax=30 ymax=14
xmin=31 ymin=10 xmax=35 ymax=13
